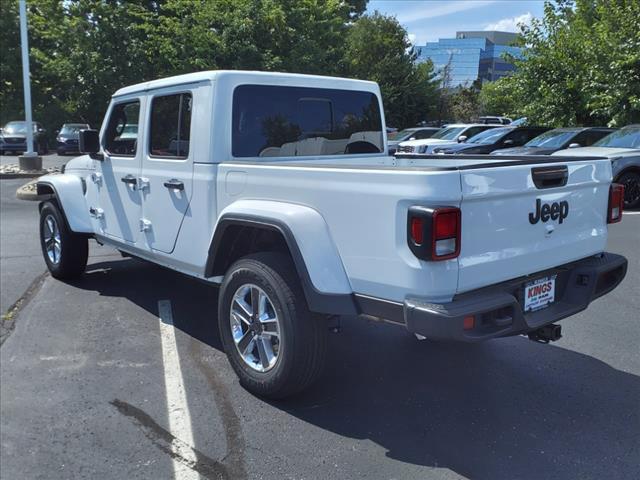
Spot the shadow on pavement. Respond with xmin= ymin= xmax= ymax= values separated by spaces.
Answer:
xmin=77 ymin=258 xmax=640 ymax=480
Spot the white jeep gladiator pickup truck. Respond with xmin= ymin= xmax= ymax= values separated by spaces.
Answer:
xmin=36 ymin=71 xmax=628 ymax=398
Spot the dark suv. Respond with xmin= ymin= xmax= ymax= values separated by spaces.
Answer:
xmin=0 ymin=121 xmax=49 ymax=155
xmin=56 ymin=123 xmax=91 ymax=155
xmin=432 ymin=127 xmax=550 ymax=155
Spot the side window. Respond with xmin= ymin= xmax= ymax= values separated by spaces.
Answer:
xmin=505 ymin=129 xmax=531 ymax=145
xmin=465 ymin=126 xmax=490 ymax=138
xmin=149 ymin=93 xmax=192 ymax=158
xmin=414 ymin=130 xmax=433 ymax=139
xmin=232 ymin=85 xmax=383 ymax=158
xmin=104 ymin=101 xmax=140 ymax=157
xmin=574 ymin=130 xmax=610 ymax=147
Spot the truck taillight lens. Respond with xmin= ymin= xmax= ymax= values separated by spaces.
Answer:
xmin=608 ymin=183 xmax=624 ymax=224
xmin=407 ymin=206 xmax=461 ymax=261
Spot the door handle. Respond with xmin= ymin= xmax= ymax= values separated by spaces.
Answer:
xmin=163 ymin=179 xmax=184 ymax=191
xmin=121 ymin=174 xmax=138 ymax=187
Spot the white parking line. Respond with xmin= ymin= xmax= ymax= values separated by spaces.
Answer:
xmin=158 ymin=300 xmax=200 ymax=480
xmin=623 ymin=211 xmax=640 ymax=215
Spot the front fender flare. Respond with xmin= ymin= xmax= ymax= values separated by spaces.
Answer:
xmin=37 ymin=174 xmax=92 ymax=233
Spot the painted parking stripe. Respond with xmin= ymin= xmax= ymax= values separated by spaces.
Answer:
xmin=158 ymin=300 xmax=200 ymax=480
xmin=623 ymin=211 xmax=640 ymax=215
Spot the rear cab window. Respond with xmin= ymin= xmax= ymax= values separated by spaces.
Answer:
xmin=232 ymin=85 xmax=384 ymax=158
xmin=104 ymin=101 xmax=140 ymax=157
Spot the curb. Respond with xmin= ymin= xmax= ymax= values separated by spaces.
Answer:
xmin=1 ymin=171 xmax=48 ymax=179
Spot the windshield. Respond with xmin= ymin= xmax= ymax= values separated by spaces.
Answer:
xmin=468 ymin=127 xmax=511 ymax=145
xmin=525 ymin=129 xmax=577 ymax=148
xmin=593 ymin=126 xmax=640 ymax=148
xmin=60 ymin=124 xmax=89 ymax=135
xmin=388 ymin=129 xmax=417 ymax=141
xmin=430 ymin=126 xmax=465 ymax=140
xmin=3 ymin=122 xmax=37 ymax=134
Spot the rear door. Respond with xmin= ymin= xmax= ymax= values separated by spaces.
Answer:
xmin=457 ymin=159 xmax=611 ymax=293
xmin=139 ymin=86 xmax=196 ymax=253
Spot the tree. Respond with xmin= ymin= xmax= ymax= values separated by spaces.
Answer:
xmin=478 ymin=77 xmax=519 ymax=118
xmin=496 ymin=0 xmax=640 ymax=126
xmin=342 ymin=12 xmax=439 ymax=128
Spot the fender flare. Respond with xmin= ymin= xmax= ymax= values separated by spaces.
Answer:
xmin=36 ymin=174 xmax=93 ymax=233
xmin=206 ymin=200 xmax=357 ymax=315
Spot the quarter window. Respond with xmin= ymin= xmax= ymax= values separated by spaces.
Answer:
xmin=149 ymin=93 xmax=192 ymax=158
xmin=104 ymin=101 xmax=140 ymax=157
xmin=232 ymin=85 xmax=383 ymax=158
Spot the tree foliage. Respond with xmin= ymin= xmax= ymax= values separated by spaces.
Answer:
xmin=488 ymin=0 xmax=640 ymax=126
xmin=341 ymin=12 xmax=439 ymax=127
xmin=1 ymin=1 xmax=438 ymax=132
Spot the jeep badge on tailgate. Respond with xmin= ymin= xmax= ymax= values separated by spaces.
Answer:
xmin=529 ymin=199 xmax=569 ymax=225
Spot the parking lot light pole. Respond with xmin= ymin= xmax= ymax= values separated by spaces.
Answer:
xmin=18 ymin=0 xmax=42 ymax=170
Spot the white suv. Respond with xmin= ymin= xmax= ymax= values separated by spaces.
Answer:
xmin=396 ymin=123 xmax=501 ymax=154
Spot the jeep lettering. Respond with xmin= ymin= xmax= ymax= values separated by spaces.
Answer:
xmin=529 ymin=198 xmax=570 ymax=224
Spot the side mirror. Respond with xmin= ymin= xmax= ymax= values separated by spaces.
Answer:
xmin=408 ymin=137 xmax=416 ymax=141
xmin=54 ymin=129 xmax=60 ymax=135
xmin=79 ymin=129 xmax=103 ymax=160
xmin=568 ymin=143 xmax=581 ymax=148
xmin=503 ymin=139 xmax=514 ymax=145
xmin=458 ymin=135 xmax=467 ymax=143
xmin=38 ymin=128 xmax=45 ymax=133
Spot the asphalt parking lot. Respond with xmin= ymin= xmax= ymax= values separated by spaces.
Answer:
xmin=1 ymin=154 xmax=639 ymax=480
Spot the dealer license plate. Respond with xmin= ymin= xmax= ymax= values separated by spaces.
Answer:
xmin=524 ymin=276 xmax=556 ymax=312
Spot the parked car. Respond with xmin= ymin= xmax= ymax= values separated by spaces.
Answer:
xmin=433 ymin=126 xmax=550 ymax=154
xmin=0 ymin=121 xmax=49 ymax=155
xmin=553 ymin=125 xmax=640 ymax=208
xmin=396 ymin=123 xmax=501 ymax=154
xmin=35 ymin=70 xmax=627 ymax=398
xmin=495 ymin=127 xmax=616 ymax=156
xmin=387 ymin=127 xmax=440 ymax=155
xmin=56 ymin=123 xmax=91 ymax=155
xmin=477 ymin=116 xmax=512 ymax=125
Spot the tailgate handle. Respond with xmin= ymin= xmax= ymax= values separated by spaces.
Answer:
xmin=532 ymin=166 xmax=568 ymax=189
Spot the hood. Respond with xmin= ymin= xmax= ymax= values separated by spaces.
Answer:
xmin=552 ymin=146 xmax=639 ymax=158
xmin=1 ymin=132 xmax=26 ymax=139
xmin=398 ymin=138 xmax=454 ymax=148
xmin=493 ymin=146 xmax=557 ymax=156
xmin=437 ymin=143 xmax=483 ymax=154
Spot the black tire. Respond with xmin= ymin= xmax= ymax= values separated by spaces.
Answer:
xmin=39 ymin=201 xmax=88 ymax=279
xmin=218 ymin=252 xmax=327 ymax=399
xmin=617 ymin=171 xmax=640 ymax=210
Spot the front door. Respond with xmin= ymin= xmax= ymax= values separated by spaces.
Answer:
xmin=139 ymin=88 xmax=195 ymax=253
xmin=95 ymin=98 xmax=143 ymax=244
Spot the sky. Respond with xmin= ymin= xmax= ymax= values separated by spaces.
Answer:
xmin=367 ymin=0 xmax=546 ymax=45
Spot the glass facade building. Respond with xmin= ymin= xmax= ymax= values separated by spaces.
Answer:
xmin=415 ymin=31 xmax=522 ymax=87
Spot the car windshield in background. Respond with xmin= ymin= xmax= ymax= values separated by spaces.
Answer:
xmin=468 ymin=127 xmax=511 ymax=145
xmin=388 ymin=129 xmax=417 ymax=141
xmin=593 ymin=127 xmax=640 ymax=148
xmin=60 ymin=124 xmax=89 ymax=135
xmin=525 ymin=129 xmax=577 ymax=148
xmin=430 ymin=126 xmax=465 ymax=140
xmin=3 ymin=122 xmax=37 ymax=134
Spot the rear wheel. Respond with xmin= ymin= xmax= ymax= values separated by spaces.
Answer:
xmin=218 ymin=253 xmax=327 ymax=399
xmin=617 ymin=171 xmax=640 ymax=210
xmin=39 ymin=202 xmax=88 ymax=279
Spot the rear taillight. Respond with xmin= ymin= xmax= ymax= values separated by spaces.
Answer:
xmin=408 ymin=206 xmax=461 ymax=261
xmin=608 ymin=183 xmax=624 ymax=224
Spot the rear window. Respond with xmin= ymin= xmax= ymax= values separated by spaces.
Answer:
xmin=232 ymin=85 xmax=383 ymax=158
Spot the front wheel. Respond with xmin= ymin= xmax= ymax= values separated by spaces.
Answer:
xmin=218 ymin=253 xmax=327 ymax=399
xmin=39 ymin=201 xmax=88 ymax=279
xmin=617 ymin=171 xmax=640 ymax=210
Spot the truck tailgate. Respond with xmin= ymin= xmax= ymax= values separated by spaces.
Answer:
xmin=457 ymin=159 xmax=611 ymax=293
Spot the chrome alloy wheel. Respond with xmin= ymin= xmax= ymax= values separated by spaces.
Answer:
xmin=230 ymin=284 xmax=281 ymax=372
xmin=43 ymin=214 xmax=62 ymax=265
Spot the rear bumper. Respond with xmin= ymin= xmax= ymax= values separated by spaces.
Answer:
xmin=360 ymin=253 xmax=627 ymax=342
